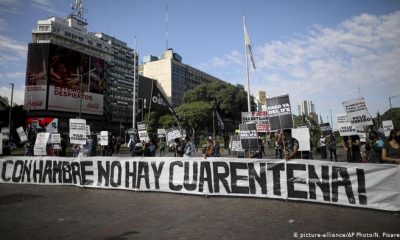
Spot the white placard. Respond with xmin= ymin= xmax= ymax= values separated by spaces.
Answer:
xmin=16 ymin=127 xmax=27 ymax=142
xmin=342 ymin=98 xmax=373 ymax=127
xmin=382 ymin=120 xmax=394 ymax=137
xmin=50 ymin=133 xmax=61 ymax=144
xmin=337 ymin=113 xmax=357 ymax=136
xmin=292 ymin=128 xmax=311 ymax=151
xmin=1 ymin=127 xmax=9 ymax=140
xmin=34 ymin=132 xmax=50 ymax=156
xmin=69 ymin=119 xmax=87 ymax=144
xmin=86 ymin=125 xmax=91 ymax=136
xmin=100 ymin=131 xmax=108 ymax=146
xmin=138 ymin=130 xmax=149 ymax=142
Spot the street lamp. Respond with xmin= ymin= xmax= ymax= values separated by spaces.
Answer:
xmin=389 ymin=95 xmax=400 ymax=109
xmin=72 ymin=68 xmax=96 ymax=119
xmin=8 ymin=83 xmax=14 ymax=142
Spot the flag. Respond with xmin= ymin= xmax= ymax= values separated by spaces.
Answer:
xmin=244 ymin=22 xmax=256 ymax=69
xmin=215 ymin=110 xmax=224 ymax=130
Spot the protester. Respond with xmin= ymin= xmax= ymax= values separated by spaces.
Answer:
xmin=342 ymin=134 xmax=362 ymax=163
xmin=2 ymin=140 xmax=11 ymax=156
xmin=90 ymin=135 xmax=97 ymax=156
xmin=275 ymin=131 xmax=283 ymax=159
xmin=203 ymin=137 xmax=215 ymax=158
xmin=328 ymin=134 xmax=337 ymax=162
xmin=60 ymin=136 xmax=67 ymax=156
xmin=259 ymin=138 xmax=266 ymax=157
xmin=366 ymin=131 xmax=384 ymax=163
xmin=282 ymin=129 xmax=299 ymax=160
xmin=149 ymin=139 xmax=157 ymax=157
xmin=128 ymin=136 xmax=136 ymax=156
xmin=382 ymin=129 xmax=400 ymax=164
xmin=319 ymin=135 xmax=327 ymax=159
xmin=72 ymin=144 xmax=80 ymax=157
xmin=213 ymin=139 xmax=221 ymax=157
xmin=184 ymin=137 xmax=195 ymax=157
xmin=174 ymin=138 xmax=185 ymax=157
xmin=115 ymin=137 xmax=122 ymax=154
xmin=159 ymin=138 xmax=166 ymax=157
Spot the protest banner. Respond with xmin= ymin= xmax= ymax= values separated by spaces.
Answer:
xmin=337 ymin=113 xmax=357 ymax=136
xmin=0 ymin=157 xmax=399 ymax=212
xmin=100 ymin=131 xmax=108 ymax=146
xmin=382 ymin=120 xmax=394 ymax=137
xmin=166 ymin=127 xmax=182 ymax=145
xmin=33 ymin=132 xmax=50 ymax=156
xmin=241 ymin=111 xmax=270 ymax=132
xmin=266 ymin=95 xmax=293 ymax=131
xmin=16 ymin=127 xmax=27 ymax=142
xmin=343 ymin=98 xmax=373 ymax=127
xmin=239 ymin=123 xmax=258 ymax=149
xmin=292 ymin=128 xmax=310 ymax=151
xmin=69 ymin=119 xmax=86 ymax=144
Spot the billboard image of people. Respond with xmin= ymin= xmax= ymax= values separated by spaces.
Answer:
xmin=24 ymin=43 xmax=49 ymax=110
xmin=47 ymin=44 xmax=105 ymax=115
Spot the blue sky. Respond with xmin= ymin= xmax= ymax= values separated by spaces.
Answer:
xmin=1 ymin=0 xmax=400 ymax=128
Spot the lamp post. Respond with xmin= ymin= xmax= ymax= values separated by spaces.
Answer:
xmin=8 ymin=83 xmax=14 ymax=142
xmin=389 ymin=95 xmax=400 ymax=109
xmin=72 ymin=68 xmax=96 ymax=119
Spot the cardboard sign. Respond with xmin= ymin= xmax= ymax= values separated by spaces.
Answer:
xmin=343 ymin=98 xmax=373 ymax=127
xmin=292 ymin=128 xmax=311 ymax=151
xmin=239 ymin=123 xmax=258 ymax=149
xmin=100 ymin=131 xmax=108 ymax=146
xmin=16 ymin=127 xmax=27 ymax=142
xmin=266 ymin=95 xmax=293 ymax=131
xmin=337 ymin=113 xmax=357 ymax=136
xmin=69 ymin=119 xmax=86 ymax=144
xmin=34 ymin=132 xmax=50 ymax=156
xmin=50 ymin=133 xmax=61 ymax=144
xmin=382 ymin=120 xmax=394 ymax=137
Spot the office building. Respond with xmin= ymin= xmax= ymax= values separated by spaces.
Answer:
xmin=298 ymin=100 xmax=316 ymax=116
xmin=142 ymin=49 xmax=226 ymax=107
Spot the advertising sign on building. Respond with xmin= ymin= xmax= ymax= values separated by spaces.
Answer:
xmin=69 ymin=119 xmax=87 ymax=144
xmin=342 ymin=98 xmax=373 ymax=127
xmin=266 ymin=94 xmax=293 ymax=131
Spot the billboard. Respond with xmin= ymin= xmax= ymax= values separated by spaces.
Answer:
xmin=24 ymin=44 xmax=49 ymax=110
xmin=47 ymin=44 xmax=105 ymax=115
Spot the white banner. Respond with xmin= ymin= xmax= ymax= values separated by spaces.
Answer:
xmin=382 ymin=120 xmax=394 ymax=137
xmin=138 ymin=130 xmax=149 ymax=142
xmin=0 ymin=157 xmax=399 ymax=212
xmin=292 ymin=128 xmax=310 ymax=151
xmin=337 ymin=113 xmax=357 ymax=136
xmin=100 ymin=131 xmax=108 ymax=146
xmin=343 ymin=98 xmax=373 ymax=127
xmin=34 ymin=133 xmax=50 ymax=156
xmin=16 ymin=127 xmax=27 ymax=142
xmin=69 ymin=119 xmax=87 ymax=144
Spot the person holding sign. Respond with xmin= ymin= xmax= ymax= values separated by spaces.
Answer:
xmin=342 ymin=135 xmax=361 ymax=163
xmin=282 ymin=129 xmax=299 ymax=160
xmin=382 ymin=129 xmax=400 ymax=164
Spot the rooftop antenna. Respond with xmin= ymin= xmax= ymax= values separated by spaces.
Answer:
xmin=71 ymin=0 xmax=86 ymax=23
xmin=166 ymin=2 xmax=169 ymax=50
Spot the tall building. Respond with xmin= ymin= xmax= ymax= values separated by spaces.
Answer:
xmin=298 ymin=100 xmax=315 ymax=116
xmin=258 ymin=91 xmax=267 ymax=105
xmin=25 ymin=2 xmax=138 ymax=134
xmin=142 ymin=49 xmax=226 ymax=107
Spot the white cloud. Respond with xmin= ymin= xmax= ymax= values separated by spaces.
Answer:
xmin=0 ymin=84 xmax=25 ymax=106
xmin=31 ymin=0 xmax=67 ymax=16
xmin=0 ymin=35 xmax=28 ymax=65
xmin=210 ymin=50 xmax=242 ymax=68
xmin=0 ymin=72 xmax=25 ymax=78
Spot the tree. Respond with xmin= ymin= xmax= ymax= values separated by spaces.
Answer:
xmin=158 ymin=114 xmax=179 ymax=129
xmin=176 ymin=101 xmax=212 ymax=140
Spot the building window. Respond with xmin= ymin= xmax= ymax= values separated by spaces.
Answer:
xmin=38 ymin=25 xmax=50 ymax=32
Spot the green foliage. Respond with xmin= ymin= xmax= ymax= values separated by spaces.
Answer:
xmin=176 ymin=101 xmax=213 ymax=133
xmin=381 ymin=108 xmax=400 ymax=129
xmin=158 ymin=114 xmax=178 ymax=129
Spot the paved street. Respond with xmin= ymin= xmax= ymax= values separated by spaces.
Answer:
xmin=0 ymin=163 xmax=399 ymax=240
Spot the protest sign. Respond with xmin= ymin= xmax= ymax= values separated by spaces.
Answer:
xmin=16 ymin=127 xmax=27 ymax=142
xmin=241 ymin=111 xmax=270 ymax=132
xmin=69 ymin=119 xmax=86 ymax=144
xmin=239 ymin=123 xmax=258 ymax=149
xmin=292 ymin=128 xmax=311 ymax=151
xmin=137 ymin=122 xmax=146 ymax=131
xmin=157 ymin=129 xmax=166 ymax=138
xmin=50 ymin=133 xmax=61 ymax=144
xmin=33 ymin=132 xmax=50 ymax=156
xmin=100 ymin=131 xmax=108 ymax=146
xmin=166 ymin=127 xmax=182 ymax=145
xmin=137 ymin=122 xmax=149 ymax=142
xmin=0 ymin=157 xmax=399 ymax=212
xmin=229 ymin=135 xmax=243 ymax=152
xmin=337 ymin=113 xmax=357 ymax=136
xmin=266 ymin=95 xmax=293 ymax=131
xmin=382 ymin=120 xmax=394 ymax=137
xmin=1 ymin=127 xmax=9 ymax=140
xmin=343 ymin=98 xmax=373 ymax=127
xmin=86 ymin=125 xmax=91 ymax=136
